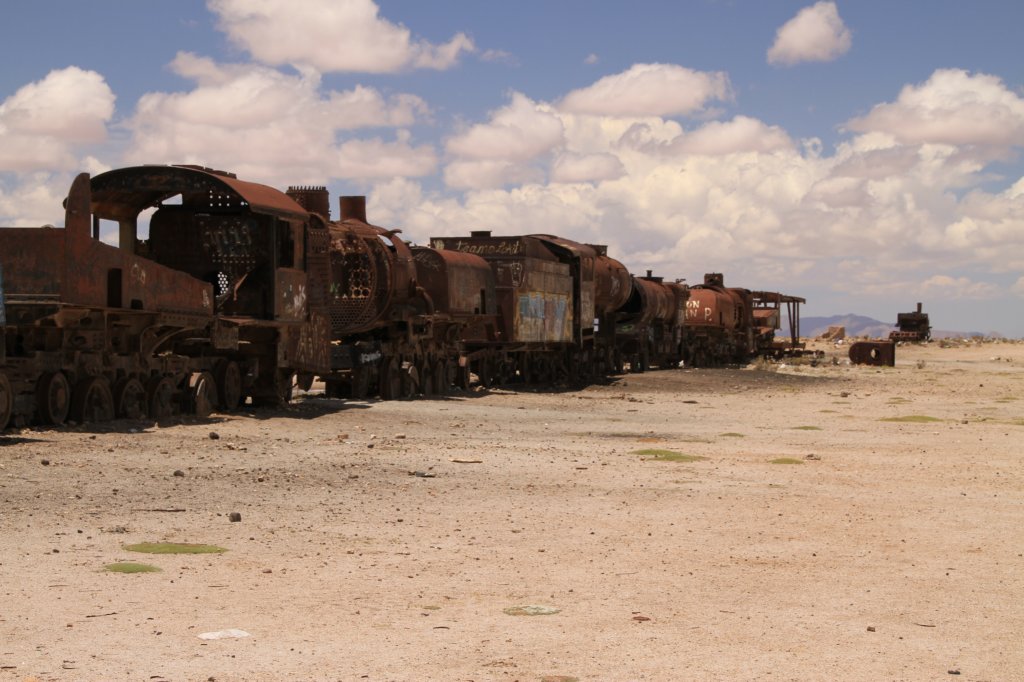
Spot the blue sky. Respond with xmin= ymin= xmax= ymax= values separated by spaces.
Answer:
xmin=2 ymin=1 xmax=1023 ymax=335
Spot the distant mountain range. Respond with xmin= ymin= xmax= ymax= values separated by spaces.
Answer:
xmin=800 ymin=314 xmax=991 ymax=339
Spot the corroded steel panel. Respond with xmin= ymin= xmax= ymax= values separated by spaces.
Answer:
xmin=274 ymin=268 xmax=308 ymax=322
xmin=279 ymin=311 xmax=330 ymax=373
xmin=90 ymin=165 xmax=307 ymax=221
xmin=513 ymin=259 xmax=573 ymax=343
xmin=412 ymin=247 xmax=494 ymax=316
xmin=0 ymin=229 xmax=65 ymax=297
xmin=326 ymin=224 xmax=392 ymax=334
xmin=593 ymin=255 xmax=631 ymax=315
xmin=685 ymin=287 xmax=740 ymax=329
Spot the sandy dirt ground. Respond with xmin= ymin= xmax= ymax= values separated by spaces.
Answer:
xmin=1 ymin=340 xmax=1022 ymax=682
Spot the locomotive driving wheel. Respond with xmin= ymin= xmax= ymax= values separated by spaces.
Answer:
xmin=214 ymin=360 xmax=242 ymax=411
xmin=0 ymin=372 xmax=12 ymax=430
xmin=431 ymin=358 xmax=450 ymax=395
xmin=69 ymin=377 xmax=115 ymax=424
xmin=379 ymin=357 xmax=401 ymax=400
xmin=146 ymin=375 xmax=176 ymax=420
xmin=113 ymin=377 xmax=146 ymax=420
xmin=35 ymin=371 xmax=71 ymax=425
xmin=417 ymin=356 xmax=434 ymax=397
xmin=189 ymin=372 xmax=218 ymax=418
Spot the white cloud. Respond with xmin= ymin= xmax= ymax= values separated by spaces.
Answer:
xmin=584 ymin=53 xmax=599 ymax=65
xmin=0 ymin=67 xmax=115 ymax=172
xmin=442 ymin=93 xmax=564 ymax=189
xmin=335 ymin=134 xmax=438 ymax=180
xmin=124 ymin=54 xmax=435 ymax=185
xmin=661 ymin=116 xmax=794 ymax=156
xmin=480 ymin=49 xmax=516 ymax=65
xmin=443 ymin=159 xmax=544 ymax=191
xmin=208 ymin=0 xmax=474 ymax=73
xmin=0 ymin=172 xmax=76 ymax=226
xmin=551 ymin=152 xmax=625 ymax=184
xmin=376 ymin=64 xmax=1024 ymax=307
xmin=919 ymin=275 xmax=1000 ymax=300
xmin=559 ymin=63 xmax=732 ymax=117
xmin=767 ymin=1 xmax=851 ymax=66
xmin=845 ymin=69 xmax=1024 ymax=148
xmin=446 ymin=93 xmax=564 ymax=161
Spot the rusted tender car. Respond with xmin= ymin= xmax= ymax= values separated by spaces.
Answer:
xmin=680 ymin=273 xmax=755 ymax=366
xmin=300 ymin=193 xmax=494 ymax=400
xmin=430 ymin=231 xmax=632 ymax=384
xmin=0 ymin=165 xmax=331 ymax=427
xmin=612 ymin=271 xmax=689 ymax=372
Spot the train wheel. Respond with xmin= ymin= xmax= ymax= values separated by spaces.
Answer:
xmin=35 ymin=371 xmax=71 ymax=425
xmin=113 ymin=377 xmax=146 ymax=420
xmin=454 ymin=360 xmax=471 ymax=391
xmin=214 ymin=360 xmax=242 ymax=411
xmin=432 ymin=358 xmax=450 ymax=395
xmin=399 ymin=357 xmax=417 ymax=399
xmin=70 ymin=377 xmax=115 ymax=424
xmin=351 ymin=366 xmax=370 ymax=399
xmin=379 ymin=357 xmax=402 ymax=400
xmin=418 ymin=357 xmax=435 ymax=397
xmin=146 ymin=376 xmax=176 ymax=420
xmin=189 ymin=372 xmax=218 ymax=418
xmin=477 ymin=356 xmax=493 ymax=389
xmin=0 ymin=372 xmax=12 ymax=430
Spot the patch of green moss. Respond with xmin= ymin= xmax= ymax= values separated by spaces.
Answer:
xmin=719 ymin=432 xmax=745 ymax=438
xmin=104 ymin=562 xmax=161 ymax=573
xmin=504 ymin=605 xmax=560 ymax=616
xmin=792 ymin=425 xmax=822 ymax=431
xmin=634 ymin=449 xmax=708 ymax=462
xmin=124 ymin=542 xmax=227 ymax=555
xmin=770 ymin=458 xmax=804 ymax=465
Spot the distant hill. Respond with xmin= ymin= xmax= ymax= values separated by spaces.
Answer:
xmin=800 ymin=314 xmax=991 ymax=339
xmin=801 ymin=314 xmax=895 ymax=339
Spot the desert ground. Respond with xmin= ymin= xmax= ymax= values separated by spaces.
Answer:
xmin=1 ymin=340 xmax=1022 ymax=682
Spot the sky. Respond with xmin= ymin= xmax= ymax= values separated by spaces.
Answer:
xmin=1 ymin=0 xmax=1022 ymax=336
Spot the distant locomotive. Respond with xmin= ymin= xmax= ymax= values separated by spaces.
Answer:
xmin=0 ymin=164 xmax=805 ymax=429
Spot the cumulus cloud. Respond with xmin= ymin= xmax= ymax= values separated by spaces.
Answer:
xmin=442 ymin=93 xmax=564 ymax=189
xmin=559 ymin=63 xmax=732 ymax=117
xmin=551 ymin=152 xmax=625 ymax=184
xmin=845 ymin=69 xmax=1024 ymax=148
xmin=378 ymin=63 xmax=1024 ymax=313
xmin=919 ymin=275 xmax=1000 ymax=300
xmin=661 ymin=116 xmax=794 ymax=156
xmin=443 ymin=159 xmax=545 ymax=191
xmin=767 ymin=1 xmax=851 ymax=66
xmin=123 ymin=54 xmax=435 ymax=185
xmin=446 ymin=93 xmax=564 ymax=161
xmin=209 ymin=0 xmax=474 ymax=73
xmin=0 ymin=67 xmax=115 ymax=172
xmin=480 ymin=49 xmax=516 ymax=65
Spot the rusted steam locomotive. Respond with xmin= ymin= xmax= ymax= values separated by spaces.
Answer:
xmin=0 ymin=164 xmax=802 ymax=430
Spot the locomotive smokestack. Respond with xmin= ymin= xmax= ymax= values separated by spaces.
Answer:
xmin=286 ymin=186 xmax=330 ymax=219
xmin=339 ymin=196 xmax=367 ymax=223
xmin=916 ymin=302 xmax=922 ymax=313
xmin=646 ymin=269 xmax=653 ymax=278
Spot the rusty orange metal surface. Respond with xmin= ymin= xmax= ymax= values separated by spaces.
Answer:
xmin=412 ymin=247 xmax=494 ymax=316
